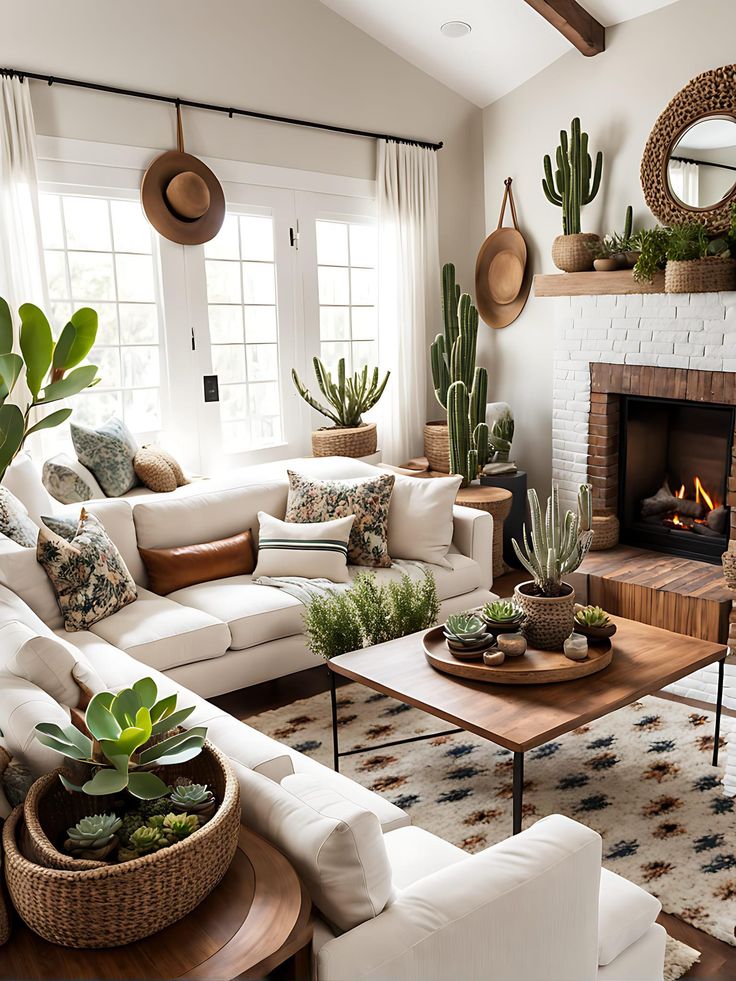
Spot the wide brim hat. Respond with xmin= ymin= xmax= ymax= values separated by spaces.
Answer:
xmin=141 ymin=106 xmax=225 ymax=246
xmin=475 ymin=179 xmax=532 ymax=329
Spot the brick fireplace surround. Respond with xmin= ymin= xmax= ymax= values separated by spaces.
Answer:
xmin=552 ymin=290 xmax=736 ymax=793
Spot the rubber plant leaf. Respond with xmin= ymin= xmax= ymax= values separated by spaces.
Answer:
xmin=85 ymin=693 xmax=122 ymax=741
xmin=82 ymin=767 xmax=129 ymax=796
xmin=24 ymin=407 xmax=73 ymax=438
xmin=0 ymin=403 xmax=24 ymax=477
xmin=40 ymin=364 xmax=99 ymax=404
xmin=138 ymin=726 xmax=206 ymax=765
xmin=126 ymin=770 xmax=170 ymax=800
xmin=0 ymin=297 xmax=12 ymax=354
xmin=132 ymin=677 xmax=158 ymax=710
xmin=150 ymin=704 xmax=195 ymax=737
xmin=52 ymin=307 xmax=98 ymax=371
xmin=0 ymin=352 xmax=23 ymax=403
xmin=19 ymin=303 xmax=53 ymax=397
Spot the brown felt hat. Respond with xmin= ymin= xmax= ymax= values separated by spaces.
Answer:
xmin=475 ymin=179 xmax=532 ymax=330
xmin=141 ymin=106 xmax=225 ymax=246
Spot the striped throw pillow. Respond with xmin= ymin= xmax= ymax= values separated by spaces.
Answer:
xmin=254 ymin=512 xmax=354 ymax=583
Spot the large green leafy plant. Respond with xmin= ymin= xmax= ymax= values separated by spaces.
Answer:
xmin=35 ymin=677 xmax=206 ymax=800
xmin=0 ymin=298 xmax=100 ymax=482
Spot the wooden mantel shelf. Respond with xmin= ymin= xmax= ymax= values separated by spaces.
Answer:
xmin=534 ymin=270 xmax=665 ymax=297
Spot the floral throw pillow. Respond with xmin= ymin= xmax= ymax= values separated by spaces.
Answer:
xmin=285 ymin=470 xmax=395 ymax=568
xmin=37 ymin=509 xmax=138 ymax=631
xmin=71 ymin=417 xmax=139 ymax=497
xmin=0 ymin=487 xmax=39 ymax=547
xmin=42 ymin=454 xmax=101 ymax=505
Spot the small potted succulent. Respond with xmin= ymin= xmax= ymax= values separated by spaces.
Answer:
xmin=512 ymin=483 xmax=594 ymax=650
xmin=590 ymin=236 xmax=620 ymax=272
xmin=573 ymin=605 xmax=617 ymax=642
xmin=480 ymin=599 xmax=526 ymax=635
xmin=292 ymin=356 xmax=389 ymax=459
xmin=64 ymin=813 xmax=122 ymax=861
xmin=443 ymin=612 xmax=494 ymax=658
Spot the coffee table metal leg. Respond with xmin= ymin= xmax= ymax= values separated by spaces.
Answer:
xmin=713 ymin=656 xmax=725 ymax=768
xmin=513 ymin=751 xmax=524 ymax=835
xmin=329 ymin=669 xmax=340 ymax=772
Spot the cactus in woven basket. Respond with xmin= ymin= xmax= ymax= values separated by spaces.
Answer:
xmin=64 ymin=813 xmax=122 ymax=857
xmin=574 ymin=605 xmax=610 ymax=627
xmin=513 ymin=483 xmax=594 ymax=597
xmin=542 ymin=118 xmax=603 ymax=235
xmin=292 ymin=357 xmax=389 ymax=428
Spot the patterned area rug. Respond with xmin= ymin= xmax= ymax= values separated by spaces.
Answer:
xmin=247 ymin=686 xmax=735 ymax=952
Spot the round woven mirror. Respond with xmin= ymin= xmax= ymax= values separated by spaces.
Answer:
xmin=641 ymin=64 xmax=736 ymax=232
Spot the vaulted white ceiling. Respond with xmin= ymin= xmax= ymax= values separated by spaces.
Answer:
xmin=319 ymin=0 xmax=679 ymax=107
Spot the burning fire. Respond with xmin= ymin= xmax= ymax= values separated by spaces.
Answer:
xmin=669 ymin=476 xmax=719 ymax=530
xmin=695 ymin=476 xmax=715 ymax=512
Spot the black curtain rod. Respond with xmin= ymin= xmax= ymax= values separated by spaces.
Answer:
xmin=671 ymin=154 xmax=736 ymax=173
xmin=0 ymin=67 xmax=443 ymax=151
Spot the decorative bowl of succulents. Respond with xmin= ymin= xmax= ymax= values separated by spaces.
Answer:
xmin=573 ymin=605 xmax=617 ymax=642
xmin=480 ymin=599 xmax=526 ymax=635
xmin=443 ymin=613 xmax=495 ymax=658
xmin=512 ymin=483 xmax=594 ymax=650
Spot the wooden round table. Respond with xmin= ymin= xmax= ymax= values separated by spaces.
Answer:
xmin=456 ymin=485 xmax=513 ymax=578
xmin=0 ymin=826 xmax=313 ymax=980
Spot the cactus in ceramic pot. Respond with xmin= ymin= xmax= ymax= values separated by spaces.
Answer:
xmin=512 ymin=483 xmax=593 ymax=650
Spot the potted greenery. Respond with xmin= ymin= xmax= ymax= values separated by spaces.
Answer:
xmin=292 ymin=356 xmax=388 ymax=458
xmin=542 ymin=118 xmax=603 ymax=272
xmin=633 ymin=218 xmax=736 ymax=292
xmin=480 ymin=599 xmax=526 ymax=635
xmin=512 ymin=483 xmax=593 ymax=650
xmin=2 ymin=677 xmax=240 ymax=949
xmin=590 ymin=236 xmax=620 ymax=272
xmin=0 ymin=299 xmax=101 ymax=484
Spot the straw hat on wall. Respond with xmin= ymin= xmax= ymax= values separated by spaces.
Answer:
xmin=475 ymin=178 xmax=532 ymax=329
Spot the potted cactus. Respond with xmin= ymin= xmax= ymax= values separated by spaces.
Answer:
xmin=512 ymin=483 xmax=594 ymax=650
xmin=542 ymin=117 xmax=603 ymax=272
xmin=292 ymin=356 xmax=389 ymax=459
xmin=426 ymin=263 xmax=489 ymax=483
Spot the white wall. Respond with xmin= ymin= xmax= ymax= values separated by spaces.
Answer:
xmin=481 ymin=0 xmax=736 ymax=494
xmin=1 ymin=0 xmax=484 ymax=410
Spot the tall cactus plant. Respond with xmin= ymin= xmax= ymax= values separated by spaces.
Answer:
xmin=431 ymin=263 xmax=489 ymax=487
xmin=542 ymin=118 xmax=603 ymax=235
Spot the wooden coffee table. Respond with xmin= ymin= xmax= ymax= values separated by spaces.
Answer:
xmin=0 ymin=825 xmax=312 ymax=980
xmin=328 ymin=616 xmax=727 ymax=835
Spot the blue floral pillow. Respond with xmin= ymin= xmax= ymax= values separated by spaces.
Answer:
xmin=71 ymin=418 xmax=139 ymax=497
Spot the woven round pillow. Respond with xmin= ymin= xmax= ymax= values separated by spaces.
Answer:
xmin=134 ymin=447 xmax=187 ymax=493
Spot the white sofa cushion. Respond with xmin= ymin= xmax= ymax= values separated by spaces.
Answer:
xmin=0 ymin=672 xmax=72 ymax=776
xmin=0 ymin=546 xmax=64 ymax=629
xmin=348 ymin=551 xmax=481 ymax=601
xmin=384 ymin=472 xmax=462 ymax=568
xmin=239 ymin=766 xmax=392 ymax=933
xmin=598 ymin=868 xmax=662 ymax=966
xmin=169 ymin=576 xmax=305 ymax=650
xmin=3 ymin=620 xmax=104 ymax=706
xmin=254 ymin=511 xmax=354 ymax=582
xmin=2 ymin=452 xmax=53 ymax=525
xmin=383 ymin=826 xmax=468 ymax=889
xmin=88 ymin=586 xmax=231 ymax=671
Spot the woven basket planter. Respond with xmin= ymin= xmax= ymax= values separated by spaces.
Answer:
xmin=551 ymin=233 xmax=599 ymax=273
xmin=664 ymin=258 xmax=736 ymax=294
xmin=4 ymin=741 xmax=240 ymax=948
xmin=590 ymin=514 xmax=619 ymax=551
xmin=514 ymin=581 xmax=576 ymax=651
xmin=311 ymin=422 xmax=376 ymax=458
xmin=424 ymin=421 xmax=450 ymax=473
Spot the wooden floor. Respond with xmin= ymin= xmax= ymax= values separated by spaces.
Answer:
xmin=213 ymin=570 xmax=736 ymax=979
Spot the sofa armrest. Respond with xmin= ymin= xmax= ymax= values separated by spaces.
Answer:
xmin=316 ymin=814 xmax=601 ymax=981
xmin=452 ymin=504 xmax=493 ymax=590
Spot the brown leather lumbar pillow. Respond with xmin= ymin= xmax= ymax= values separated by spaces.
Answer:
xmin=138 ymin=530 xmax=255 ymax=595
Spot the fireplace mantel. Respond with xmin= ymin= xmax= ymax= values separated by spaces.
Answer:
xmin=535 ymin=270 xmax=665 ymax=297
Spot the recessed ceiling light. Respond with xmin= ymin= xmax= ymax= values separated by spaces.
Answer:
xmin=440 ymin=20 xmax=471 ymax=38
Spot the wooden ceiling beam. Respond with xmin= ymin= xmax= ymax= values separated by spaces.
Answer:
xmin=523 ymin=0 xmax=605 ymax=57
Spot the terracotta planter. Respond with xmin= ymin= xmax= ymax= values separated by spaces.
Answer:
xmin=311 ymin=422 xmax=377 ymax=458
xmin=423 ymin=421 xmax=450 ymax=473
xmin=551 ymin=233 xmax=599 ymax=273
xmin=514 ymin=581 xmax=576 ymax=651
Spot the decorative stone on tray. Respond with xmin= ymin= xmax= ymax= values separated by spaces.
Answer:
xmin=497 ymin=632 xmax=527 ymax=657
xmin=563 ymin=632 xmax=589 ymax=661
xmin=483 ymin=649 xmax=506 ymax=666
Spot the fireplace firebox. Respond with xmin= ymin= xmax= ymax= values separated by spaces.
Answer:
xmin=618 ymin=395 xmax=735 ymax=563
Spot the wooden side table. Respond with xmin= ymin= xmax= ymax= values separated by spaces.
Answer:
xmin=456 ymin=485 xmax=513 ymax=578
xmin=0 ymin=825 xmax=313 ymax=981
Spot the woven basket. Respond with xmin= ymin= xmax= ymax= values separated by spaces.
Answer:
xmin=723 ymin=548 xmax=736 ymax=592
xmin=424 ymin=421 xmax=450 ymax=473
xmin=551 ymin=233 xmax=599 ymax=273
xmin=311 ymin=422 xmax=376 ymax=458
xmin=514 ymin=581 xmax=576 ymax=650
xmin=590 ymin=514 xmax=619 ymax=551
xmin=0 ymin=830 xmax=9 ymax=946
xmin=664 ymin=258 xmax=736 ymax=294
xmin=4 ymin=742 xmax=240 ymax=948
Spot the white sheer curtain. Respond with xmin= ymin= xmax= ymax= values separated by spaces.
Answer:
xmin=668 ymin=159 xmax=699 ymax=207
xmin=374 ymin=140 xmax=439 ymax=466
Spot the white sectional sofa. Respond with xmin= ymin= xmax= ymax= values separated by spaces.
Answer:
xmin=0 ymin=457 xmax=497 ymax=697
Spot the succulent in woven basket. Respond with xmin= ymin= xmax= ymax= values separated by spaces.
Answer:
xmin=117 ymin=824 xmax=167 ymax=861
xmin=161 ymin=812 xmax=200 ymax=843
xmin=64 ymin=812 xmax=122 ymax=859
xmin=481 ymin=600 xmax=525 ymax=626
xmin=444 ymin=612 xmax=487 ymax=646
xmin=34 ymin=676 xmax=207 ymax=801
xmin=574 ymin=605 xmax=610 ymax=628
xmin=170 ymin=782 xmax=216 ymax=819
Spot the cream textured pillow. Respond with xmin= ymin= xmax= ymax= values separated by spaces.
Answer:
xmin=254 ymin=511 xmax=354 ymax=583
xmin=37 ymin=509 xmax=138 ymax=631
xmin=384 ymin=471 xmax=462 ymax=567
xmin=239 ymin=766 xmax=393 ymax=933
xmin=3 ymin=620 xmax=105 ymax=707
xmin=286 ymin=471 xmax=395 ymax=568
xmin=0 ymin=486 xmax=39 ymax=547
